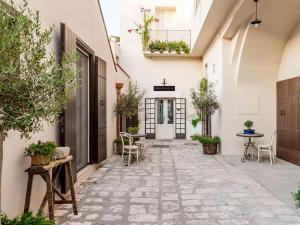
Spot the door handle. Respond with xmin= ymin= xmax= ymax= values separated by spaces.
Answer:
xmin=280 ymin=110 xmax=285 ymax=116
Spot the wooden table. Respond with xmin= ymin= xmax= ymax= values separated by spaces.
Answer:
xmin=24 ymin=156 xmax=78 ymax=222
xmin=236 ymin=133 xmax=264 ymax=163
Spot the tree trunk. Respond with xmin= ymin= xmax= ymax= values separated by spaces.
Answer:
xmin=202 ymin=115 xmax=212 ymax=137
xmin=0 ymin=129 xmax=3 ymax=213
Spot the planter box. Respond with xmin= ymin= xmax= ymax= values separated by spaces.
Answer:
xmin=203 ymin=144 xmax=218 ymax=155
xmin=31 ymin=154 xmax=50 ymax=166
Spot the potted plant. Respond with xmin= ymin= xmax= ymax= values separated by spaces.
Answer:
xmin=0 ymin=212 xmax=54 ymax=225
xmin=178 ymin=41 xmax=190 ymax=54
xmin=128 ymin=7 xmax=159 ymax=52
xmin=0 ymin=0 xmax=78 ymax=210
xmin=292 ymin=185 xmax=300 ymax=208
xmin=128 ymin=126 xmax=139 ymax=134
xmin=114 ymin=137 xmax=129 ymax=155
xmin=168 ymin=41 xmax=178 ymax=54
xmin=24 ymin=141 xmax=56 ymax=166
xmin=198 ymin=136 xmax=221 ymax=155
xmin=244 ymin=120 xmax=255 ymax=134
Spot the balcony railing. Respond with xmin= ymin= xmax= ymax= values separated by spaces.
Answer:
xmin=149 ymin=30 xmax=191 ymax=50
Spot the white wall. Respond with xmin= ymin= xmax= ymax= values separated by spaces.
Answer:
xmin=278 ymin=21 xmax=300 ymax=81
xmin=3 ymin=0 xmax=118 ymax=217
xmin=119 ymin=0 xmax=203 ymax=139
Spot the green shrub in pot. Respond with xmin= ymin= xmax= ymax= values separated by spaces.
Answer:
xmin=197 ymin=135 xmax=221 ymax=155
xmin=24 ymin=141 xmax=56 ymax=166
xmin=127 ymin=127 xmax=139 ymax=134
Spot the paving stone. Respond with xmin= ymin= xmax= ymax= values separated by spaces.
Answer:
xmin=57 ymin=140 xmax=300 ymax=225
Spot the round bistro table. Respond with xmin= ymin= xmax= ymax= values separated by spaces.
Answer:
xmin=236 ymin=133 xmax=264 ymax=163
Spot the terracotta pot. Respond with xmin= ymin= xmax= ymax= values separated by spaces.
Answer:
xmin=31 ymin=154 xmax=50 ymax=166
xmin=203 ymin=144 xmax=218 ymax=155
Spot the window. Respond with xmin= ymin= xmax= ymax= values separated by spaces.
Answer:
xmin=155 ymin=7 xmax=176 ymax=30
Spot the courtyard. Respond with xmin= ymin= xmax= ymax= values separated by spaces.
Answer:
xmin=57 ymin=141 xmax=300 ymax=225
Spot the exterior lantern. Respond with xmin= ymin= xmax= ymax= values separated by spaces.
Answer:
xmin=251 ymin=0 xmax=262 ymax=28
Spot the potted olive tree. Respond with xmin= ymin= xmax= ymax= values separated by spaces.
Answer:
xmin=114 ymin=83 xmax=144 ymax=154
xmin=0 ymin=0 xmax=78 ymax=213
xmin=191 ymin=78 xmax=220 ymax=154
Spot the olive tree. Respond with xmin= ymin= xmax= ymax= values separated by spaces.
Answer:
xmin=0 ymin=0 xmax=78 ymax=212
xmin=191 ymin=78 xmax=219 ymax=136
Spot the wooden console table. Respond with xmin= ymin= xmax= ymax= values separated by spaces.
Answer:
xmin=24 ymin=155 xmax=78 ymax=221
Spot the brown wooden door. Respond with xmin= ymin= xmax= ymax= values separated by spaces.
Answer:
xmin=91 ymin=56 xmax=107 ymax=163
xmin=60 ymin=23 xmax=78 ymax=189
xmin=277 ymin=77 xmax=300 ymax=165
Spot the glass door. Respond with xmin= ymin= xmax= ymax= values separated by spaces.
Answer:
xmin=156 ymin=99 xmax=175 ymax=139
xmin=76 ymin=48 xmax=89 ymax=171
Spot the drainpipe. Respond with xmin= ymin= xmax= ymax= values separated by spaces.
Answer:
xmin=116 ymin=83 xmax=124 ymax=137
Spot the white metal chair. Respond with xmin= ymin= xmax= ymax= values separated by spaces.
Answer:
xmin=120 ymin=132 xmax=139 ymax=166
xmin=135 ymin=139 xmax=145 ymax=159
xmin=257 ymin=131 xmax=276 ymax=164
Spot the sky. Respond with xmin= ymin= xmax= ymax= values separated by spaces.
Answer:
xmin=100 ymin=0 xmax=120 ymax=36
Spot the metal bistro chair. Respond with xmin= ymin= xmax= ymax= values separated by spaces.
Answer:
xmin=134 ymin=139 xmax=145 ymax=159
xmin=257 ymin=131 xmax=277 ymax=164
xmin=120 ymin=132 xmax=139 ymax=166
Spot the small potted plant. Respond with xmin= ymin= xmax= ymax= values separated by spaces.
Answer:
xmin=198 ymin=136 xmax=221 ymax=155
xmin=24 ymin=141 xmax=56 ymax=166
xmin=244 ymin=120 xmax=255 ymax=134
xmin=128 ymin=126 xmax=139 ymax=134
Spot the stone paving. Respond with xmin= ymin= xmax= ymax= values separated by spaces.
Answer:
xmin=57 ymin=140 xmax=300 ymax=225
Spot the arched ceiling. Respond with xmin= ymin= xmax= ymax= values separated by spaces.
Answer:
xmin=236 ymin=0 xmax=300 ymax=84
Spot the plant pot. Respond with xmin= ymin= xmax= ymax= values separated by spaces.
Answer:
xmin=243 ymin=129 xmax=255 ymax=134
xmin=54 ymin=147 xmax=70 ymax=159
xmin=115 ymin=142 xmax=123 ymax=155
xmin=203 ymin=144 xmax=218 ymax=155
xmin=31 ymin=154 xmax=50 ymax=166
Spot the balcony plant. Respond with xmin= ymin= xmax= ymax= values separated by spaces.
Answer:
xmin=24 ymin=141 xmax=56 ymax=166
xmin=244 ymin=120 xmax=255 ymax=134
xmin=128 ymin=7 xmax=159 ymax=51
xmin=0 ymin=0 xmax=78 ymax=212
xmin=0 ymin=212 xmax=54 ymax=225
xmin=191 ymin=78 xmax=220 ymax=154
xmin=292 ymin=186 xmax=300 ymax=208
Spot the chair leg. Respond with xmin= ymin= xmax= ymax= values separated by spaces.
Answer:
xmin=257 ymin=150 xmax=260 ymax=163
xmin=121 ymin=151 xmax=124 ymax=163
xmin=269 ymin=150 xmax=273 ymax=165
xmin=128 ymin=151 xmax=131 ymax=167
xmin=136 ymin=150 xmax=139 ymax=164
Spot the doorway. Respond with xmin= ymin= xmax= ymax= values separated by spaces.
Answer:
xmin=156 ymin=99 xmax=175 ymax=139
xmin=76 ymin=48 xmax=90 ymax=171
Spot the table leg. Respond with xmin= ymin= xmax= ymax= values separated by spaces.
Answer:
xmin=44 ymin=172 xmax=54 ymax=221
xmin=66 ymin=161 xmax=78 ymax=215
xmin=24 ymin=173 xmax=34 ymax=214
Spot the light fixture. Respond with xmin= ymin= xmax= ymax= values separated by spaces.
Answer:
xmin=251 ymin=0 xmax=262 ymax=28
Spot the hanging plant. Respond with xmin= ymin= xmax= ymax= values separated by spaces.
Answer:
xmin=128 ymin=7 xmax=159 ymax=51
xmin=114 ymin=83 xmax=144 ymax=119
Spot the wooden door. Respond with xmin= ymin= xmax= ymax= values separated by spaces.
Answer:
xmin=91 ymin=56 xmax=107 ymax=163
xmin=60 ymin=23 xmax=78 ymax=188
xmin=277 ymin=77 xmax=300 ymax=165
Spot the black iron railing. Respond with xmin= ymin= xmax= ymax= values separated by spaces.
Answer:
xmin=149 ymin=30 xmax=191 ymax=49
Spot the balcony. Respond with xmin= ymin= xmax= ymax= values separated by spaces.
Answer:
xmin=144 ymin=30 xmax=194 ymax=59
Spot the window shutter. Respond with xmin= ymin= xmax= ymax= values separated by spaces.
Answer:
xmin=92 ymin=56 xmax=107 ymax=163
xmin=60 ymin=23 xmax=77 ymax=193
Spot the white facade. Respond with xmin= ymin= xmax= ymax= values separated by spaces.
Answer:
xmin=119 ymin=0 xmax=300 ymax=156
xmin=2 ymin=0 xmax=130 ymax=217
xmin=119 ymin=0 xmax=203 ymax=140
